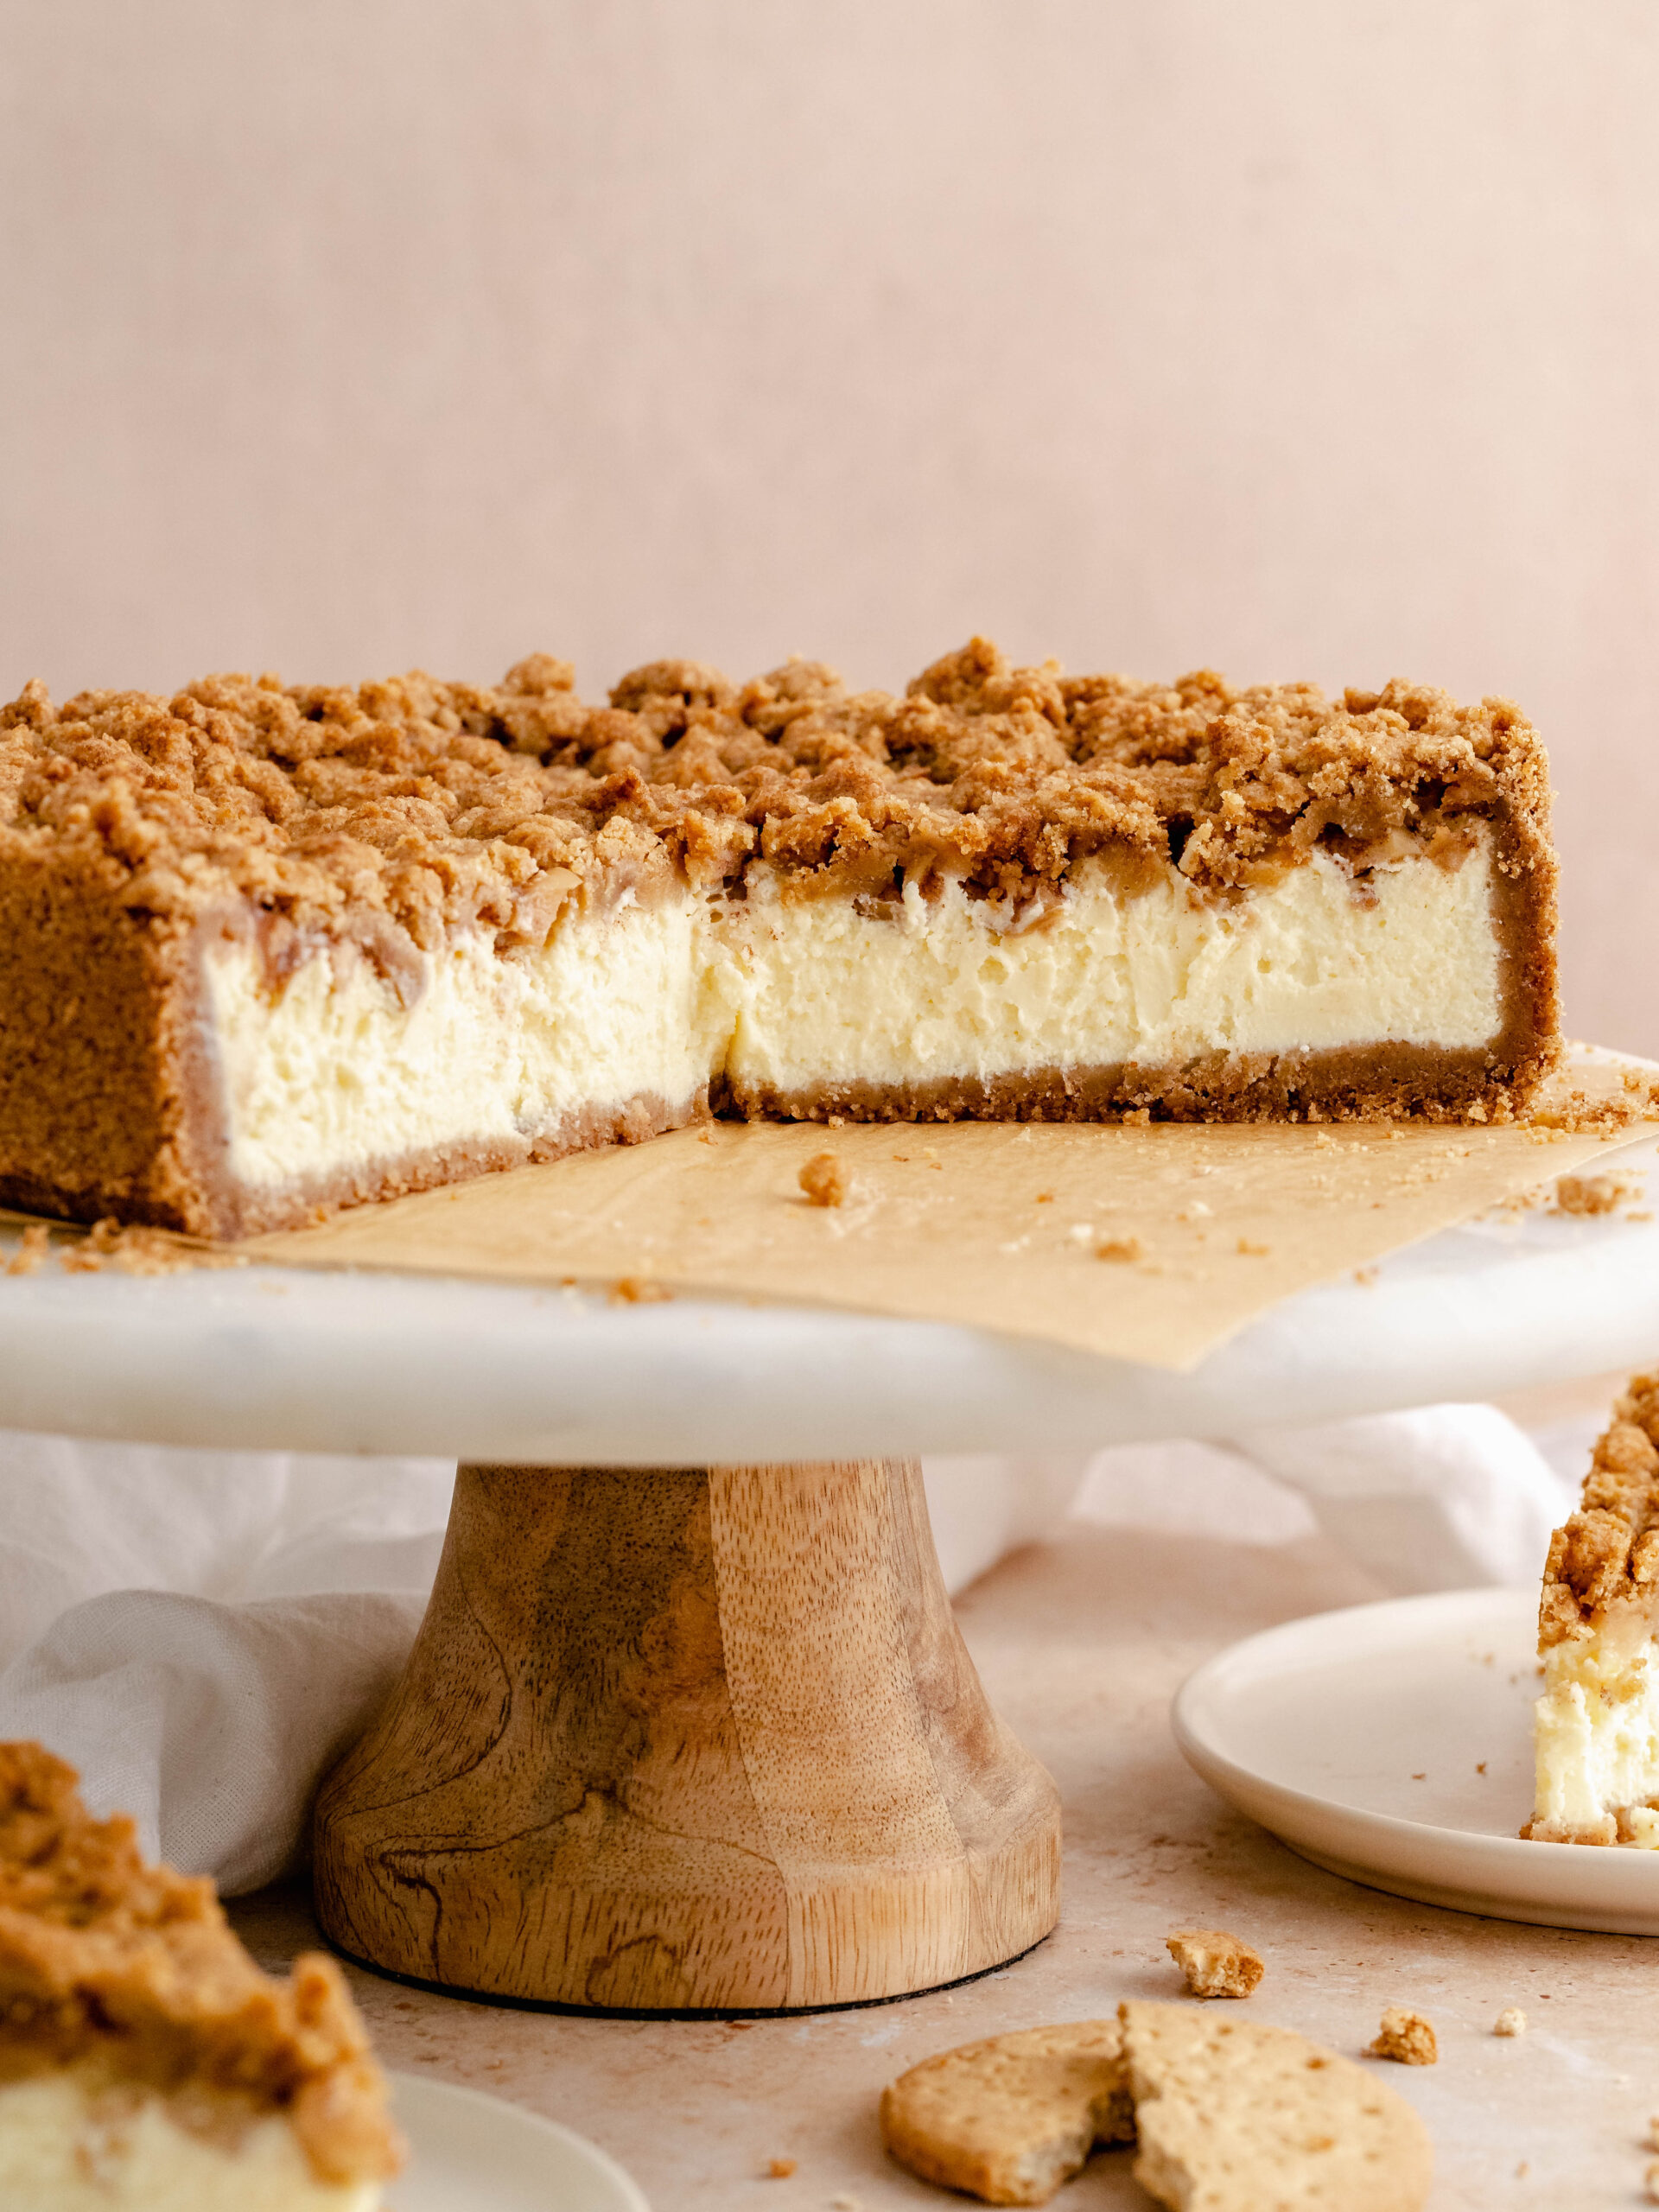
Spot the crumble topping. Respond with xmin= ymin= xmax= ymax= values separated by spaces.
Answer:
xmin=1537 ymin=1375 xmax=1659 ymax=1649
xmin=0 ymin=638 xmax=1554 ymax=959
xmin=0 ymin=1744 xmax=401 ymax=2186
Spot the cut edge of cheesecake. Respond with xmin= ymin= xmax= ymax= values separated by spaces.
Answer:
xmin=1527 ymin=1375 xmax=1659 ymax=1846
xmin=0 ymin=1741 xmax=402 ymax=2204
xmin=0 ymin=640 xmax=1560 ymax=1239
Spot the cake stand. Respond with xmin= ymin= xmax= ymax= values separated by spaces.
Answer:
xmin=4 ymin=1127 xmax=1657 ymax=2012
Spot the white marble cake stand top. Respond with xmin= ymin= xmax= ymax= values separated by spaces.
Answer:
xmin=3 ymin=1129 xmax=1656 ymax=1464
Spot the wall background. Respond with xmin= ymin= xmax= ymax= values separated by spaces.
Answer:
xmin=3 ymin=2 xmax=1655 ymax=1048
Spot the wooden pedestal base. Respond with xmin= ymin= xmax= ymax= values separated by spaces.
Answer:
xmin=312 ymin=1459 xmax=1061 ymax=2012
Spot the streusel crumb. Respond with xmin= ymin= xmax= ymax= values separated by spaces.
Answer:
xmin=1166 ymin=1928 xmax=1264 ymax=1999
xmin=798 ymin=1152 xmax=848 ymax=1207
xmin=1368 ymin=2006 xmax=1437 ymax=2065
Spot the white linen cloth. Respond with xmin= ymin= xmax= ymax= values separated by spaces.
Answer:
xmin=0 ymin=1407 xmax=1596 ymax=1893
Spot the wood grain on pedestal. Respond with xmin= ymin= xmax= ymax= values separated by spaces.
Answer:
xmin=313 ymin=1459 xmax=1061 ymax=2012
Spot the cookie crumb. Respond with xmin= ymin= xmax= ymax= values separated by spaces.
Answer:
xmin=1236 ymin=1236 xmax=1270 ymax=1256
xmin=1492 ymin=2007 xmax=1526 ymax=2037
xmin=1646 ymin=2158 xmax=1659 ymax=2203
xmin=1095 ymin=1236 xmax=1145 ymax=1263
xmin=799 ymin=1152 xmax=848 ymax=1207
xmin=1368 ymin=2006 xmax=1436 ymax=2065
xmin=1555 ymin=1173 xmax=1626 ymax=1215
xmin=57 ymin=1218 xmax=244 ymax=1277
xmin=611 ymin=1276 xmax=674 ymax=1303
xmin=1123 ymin=1107 xmax=1152 ymax=1127
xmin=1166 ymin=1928 xmax=1264 ymax=1999
xmin=766 ymin=2156 xmax=797 ymax=2177
xmin=5 ymin=1223 xmax=49 ymax=1275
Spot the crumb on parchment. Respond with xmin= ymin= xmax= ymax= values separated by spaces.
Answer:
xmin=1368 ymin=2007 xmax=1437 ymax=2065
xmin=799 ymin=1152 xmax=848 ymax=1207
xmin=55 ymin=1218 xmax=245 ymax=1277
xmin=1493 ymin=2008 xmax=1526 ymax=2036
xmin=765 ymin=2156 xmax=796 ymax=2177
xmin=1095 ymin=1236 xmax=1145 ymax=1263
xmin=611 ymin=1277 xmax=673 ymax=1304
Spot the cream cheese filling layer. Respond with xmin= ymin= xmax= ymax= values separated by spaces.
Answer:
xmin=0 ymin=2066 xmax=379 ymax=2210
xmin=1533 ymin=1606 xmax=1659 ymax=1846
xmin=204 ymin=835 xmax=1503 ymax=1191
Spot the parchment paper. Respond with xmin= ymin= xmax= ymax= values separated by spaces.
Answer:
xmin=246 ymin=1046 xmax=1658 ymax=1371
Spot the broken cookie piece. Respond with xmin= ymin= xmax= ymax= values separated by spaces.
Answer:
xmin=1165 ymin=1927 xmax=1263 ymax=1999
xmin=880 ymin=2005 xmax=1430 ymax=2209
xmin=1121 ymin=2002 xmax=1432 ymax=2212
xmin=880 ymin=2022 xmax=1133 ymax=2206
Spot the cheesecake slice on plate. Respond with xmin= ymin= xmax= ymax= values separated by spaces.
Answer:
xmin=0 ymin=1742 xmax=402 ymax=2209
xmin=1528 ymin=1376 xmax=1659 ymax=1846
xmin=0 ymin=639 xmax=1560 ymax=1238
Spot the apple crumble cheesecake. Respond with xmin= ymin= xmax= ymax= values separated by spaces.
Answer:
xmin=1527 ymin=1375 xmax=1659 ymax=1846
xmin=0 ymin=637 xmax=1560 ymax=1238
xmin=0 ymin=1743 xmax=401 ymax=2208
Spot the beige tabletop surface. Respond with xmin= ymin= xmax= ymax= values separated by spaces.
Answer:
xmin=232 ymin=1446 xmax=1659 ymax=2211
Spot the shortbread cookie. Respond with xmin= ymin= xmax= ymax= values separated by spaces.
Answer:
xmin=880 ymin=2021 xmax=1133 ymax=2206
xmin=1166 ymin=1928 xmax=1264 ymax=1999
xmin=1120 ymin=2001 xmax=1432 ymax=2212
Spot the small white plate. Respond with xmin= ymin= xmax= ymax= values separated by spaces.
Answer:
xmin=386 ymin=2072 xmax=650 ymax=2212
xmin=1173 ymin=1586 xmax=1659 ymax=1936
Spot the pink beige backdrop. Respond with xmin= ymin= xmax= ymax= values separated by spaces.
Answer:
xmin=3 ymin=2 xmax=1656 ymax=1049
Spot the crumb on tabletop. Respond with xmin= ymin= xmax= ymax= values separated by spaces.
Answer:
xmin=1095 ymin=1235 xmax=1145 ymax=1263
xmin=1492 ymin=2007 xmax=1526 ymax=2037
xmin=1166 ymin=1928 xmax=1264 ymax=1999
xmin=1368 ymin=2006 xmax=1437 ymax=2065
xmin=764 ymin=2155 xmax=796 ymax=2178
xmin=798 ymin=1151 xmax=848 ymax=1207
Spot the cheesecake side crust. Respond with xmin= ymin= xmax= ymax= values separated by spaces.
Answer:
xmin=0 ymin=642 xmax=1561 ymax=1236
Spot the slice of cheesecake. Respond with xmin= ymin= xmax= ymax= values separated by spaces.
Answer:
xmin=0 ymin=638 xmax=1560 ymax=1238
xmin=1527 ymin=1376 xmax=1659 ymax=1846
xmin=0 ymin=1742 xmax=402 ymax=2208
